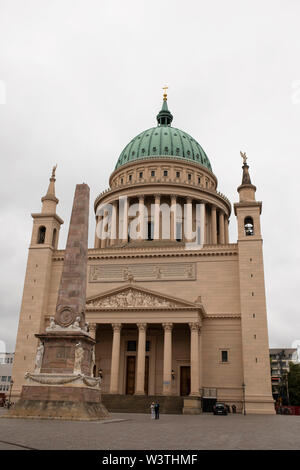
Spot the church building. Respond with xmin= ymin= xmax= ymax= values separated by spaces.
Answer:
xmin=12 ymin=92 xmax=275 ymax=414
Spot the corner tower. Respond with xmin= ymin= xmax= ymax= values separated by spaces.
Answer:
xmin=12 ymin=167 xmax=64 ymax=399
xmin=234 ymin=152 xmax=274 ymax=414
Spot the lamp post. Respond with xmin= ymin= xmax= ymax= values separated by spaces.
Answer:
xmin=242 ymin=382 xmax=246 ymax=415
xmin=8 ymin=379 xmax=14 ymax=409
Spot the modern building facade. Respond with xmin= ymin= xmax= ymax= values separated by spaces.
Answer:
xmin=270 ymin=348 xmax=298 ymax=400
xmin=11 ymin=94 xmax=275 ymax=413
xmin=0 ymin=352 xmax=14 ymax=393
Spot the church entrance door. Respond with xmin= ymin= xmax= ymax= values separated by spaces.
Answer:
xmin=180 ymin=366 xmax=191 ymax=396
xmin=126 ymin=356 xmax=136 ymax=395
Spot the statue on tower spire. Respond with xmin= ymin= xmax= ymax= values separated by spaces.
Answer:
xmin=240 ymin=150 xmax=252 ymax=185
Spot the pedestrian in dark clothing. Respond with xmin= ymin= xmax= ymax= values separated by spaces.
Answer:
xmin=232 ymin=404 xmax=236 ymax=414
xmin=154 ymin=402 xmax=160 ymax=419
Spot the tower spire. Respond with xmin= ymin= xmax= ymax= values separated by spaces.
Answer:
xmin=41 ymin=165 xmax=59 ymax=213
xmin=237 ymin=151 xmax=256 ymax=202
xmin=156 ymin=86 xmax=173 ymax=126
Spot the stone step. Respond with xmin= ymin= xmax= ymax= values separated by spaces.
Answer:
xmin=101 ymin=394 xmax=184 ymax=414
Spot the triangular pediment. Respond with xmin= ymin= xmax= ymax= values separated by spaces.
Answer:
xmin=86 ymin=284 xmax=203 ymax=311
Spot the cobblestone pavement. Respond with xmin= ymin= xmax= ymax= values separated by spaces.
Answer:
xmin=0 ymin=409 xmax=299 ymax=450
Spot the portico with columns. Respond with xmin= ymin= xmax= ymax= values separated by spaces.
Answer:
xmin=85 ymin=284 xmax=204 ymax=398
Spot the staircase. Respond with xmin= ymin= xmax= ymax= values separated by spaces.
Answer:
xmin=101 ymin=394 xmax=184 ymax=414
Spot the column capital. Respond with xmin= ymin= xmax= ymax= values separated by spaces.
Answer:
xmin=189 ymin=322 xmax=200 ymax=332
xmin=138 ymin=195 xmax=145 ymax=202
xmin=137 ymin=323 xmax=147 ymax=331
xmin=162 ymin=322 xmax=173 ymax=331
xmin=112 ymin=323 xmax=122 ymax=331
xmin=186 ymin=196 xmax=192 ymax=204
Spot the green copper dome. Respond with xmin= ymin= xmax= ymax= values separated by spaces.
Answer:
xmin=114 ymin=99 xmax=212 ymax=172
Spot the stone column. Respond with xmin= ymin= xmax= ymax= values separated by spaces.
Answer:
xmin=110 ymin=201 xmax=117 ymax=246
xmin=185 ymin=197 xmax=193 ymax=242
xmin=101 ymin=209 xmax=109 ymax=249
xmin=162 ymin=323 xmax=173 ymax=395
xmin=198 ymin=326 xmax=202 ymax=391
xmin=154 ymin=194 xmax=160 ymax=240
xmin=211 ymin=206 xmax=217 ymax=245
xmin=218 ymin=211 xmax=225 ymax=245
xmin=110 ymin=323 xmax=122 ymax=394
xmin=135 ymin=323 xmax=147 ymax=395
xmin=189 ymin=322 xmax=200 ymax=396
xmin=138 ymin=195 xmax=145 ymax=241
xmin=170 ymin=195 xmax=176 ymax=241
xmin=200 ymin=202 xmax=206 ymax=245
xmin=224 ymin=216 xmax=229 ymax=244
xmin=119 ymin=197 xmax=128 ymax=243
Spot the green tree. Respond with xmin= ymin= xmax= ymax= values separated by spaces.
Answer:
xmin=288 ymin=363 xmax=300 ymax=406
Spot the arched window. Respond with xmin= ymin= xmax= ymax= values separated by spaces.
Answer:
xmin=37 ymin=226 xmax=46 ymax=244
xmin=52 ymin=228 xmax=57 ymax=247
xmin=244 ymin=217 xmax=254 ymax=236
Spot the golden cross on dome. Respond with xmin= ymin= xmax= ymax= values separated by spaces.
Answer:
xmin=162 ymin=86 xmax=168 ymax=101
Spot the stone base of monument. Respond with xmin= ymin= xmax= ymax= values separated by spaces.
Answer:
xmin=6 ymin=322 xmax=110 ymax=421
xmin=182 ymin=396 xmax=202 ymax=415
xmin=6 ymin=378 xmax=110 ymax=421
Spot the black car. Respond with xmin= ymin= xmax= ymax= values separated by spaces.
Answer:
xmin=213 ymin=403 xmax=228 ymax=415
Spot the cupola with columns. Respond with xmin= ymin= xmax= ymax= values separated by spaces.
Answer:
xmin=94 ymin=93 xmax=231 ymax=249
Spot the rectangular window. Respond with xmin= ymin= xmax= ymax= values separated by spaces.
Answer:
xmin=139 ymin=172 xmax=143 ymax=178
xmin=176 ymin=171 xmax=180 ymax=178
xmin=163 ymin=170 xmax=168 ymax=177
xmin=176 ymin=222 xmax=182 ymax=241
xmin=1 ymin=376 xmax=7 ymax=382
xmin=127 ymin=341 xmax=136 ymax=352
xmin=221 ymin=351 xmax=228 ymax=363
xmin=7 ymin=376 xmax=11 ymax=382
xmin=151 ymin=170 xmax=155 ymax=177
xmin=198 ymin=177 xmax=201 ymax=184
xmin=188 ymin=173 xmax=192 ymax=180
xmin=147 ymin=221 xmax=153 ymax=241
xmin=129 ymin=175 xmax=132 ymax=182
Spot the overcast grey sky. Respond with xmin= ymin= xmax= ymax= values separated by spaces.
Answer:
xmin=0 ymin=0 xmax=300 ymax=352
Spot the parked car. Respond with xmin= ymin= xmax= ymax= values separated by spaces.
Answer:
xmin=213 ymin=403 xmax=228 ymax=415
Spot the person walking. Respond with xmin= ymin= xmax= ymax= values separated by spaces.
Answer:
xmin=154 ymin=402 xmax=160 ymax=420
xmin=150 ymin=401 xmax=155 ymax=419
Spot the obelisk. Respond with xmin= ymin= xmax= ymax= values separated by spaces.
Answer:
xmin=55 ymin=183 xmax=90 ymax=329
xmin=8 ymin=184 xmax=109 ymax=420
